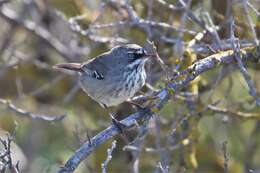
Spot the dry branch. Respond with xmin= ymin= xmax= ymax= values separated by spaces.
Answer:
xmin=0 ymin=6 xmax=78 ymax=61
xmin=0 ymin=98 xmax=66 ymax=122
xmin=58 ymin=45 xmax=260 ymax=173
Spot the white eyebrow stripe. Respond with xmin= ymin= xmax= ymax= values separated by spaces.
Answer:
xmin=127 ymin=48 xmax=145 ymax=55
xmin=136 ymin=48 xmax=144 ymax=54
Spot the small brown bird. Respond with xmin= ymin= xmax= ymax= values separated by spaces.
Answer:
xmin=53 ymin=44 xmax=151 ymax=108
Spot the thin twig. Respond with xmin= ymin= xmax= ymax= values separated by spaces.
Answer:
xmin=0 ymin=98 xmax=66 ymax=122
xmin=222 ymin=141 xmax=228 ymax=173
xmin=101 ymin=140 xmax=117 ymax=173
xmin=207 ymin=104 xmax=260 ymax=119
xmin=243 ymin=0 xmax=259 ymax=46
xmin=0 ymin=134 xmax=20 ymax=173
xmin=247 ymin=1 xmax=260 ymax=17
xmin=230 ymin=20 xmax=260 ymax=106
xmin=0 ymin=6 xmax=79 ymax=61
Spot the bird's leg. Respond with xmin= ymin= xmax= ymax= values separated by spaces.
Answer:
xmin=109 ymin=112 xmax=129 ymax=143
xmin=102 ymin=104 xmax=129 ymax=142
xmin=109 ymin=112 xmax=126 ymax=132
xmin=126 ymin=100 xmax=145 ymax=109
xmin=137 ymin=90 xmax=146 ymax=95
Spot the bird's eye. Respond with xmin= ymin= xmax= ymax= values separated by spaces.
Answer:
xmin=135 ymin=48 xmax=146 ymax=56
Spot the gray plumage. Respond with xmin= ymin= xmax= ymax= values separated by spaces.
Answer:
xmin=54 ymin=44 xmax=149 ymax=107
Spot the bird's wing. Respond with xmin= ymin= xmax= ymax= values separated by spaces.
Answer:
xmin=81 ymin=53 xmax=111 ymax=80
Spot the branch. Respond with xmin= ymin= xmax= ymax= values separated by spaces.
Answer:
xmin=169 ymin=45 xmax=260 ymax=90
xmin=207 ymin=104 xmax=260 ymax=120
xmin=222 ymin=141 xmax=229 ymax=173
xmin=0 ymin=6 xmax=79 ymax=61
xmin=0 ymin=98 xmax=66 ymax=122
xmin=230 ymin=21 xmax=260 ymax=106
xmin=101 ymin=140 xmax=117 ymax=173
xmin=0 ymin=134 xmax=20 ymax=173
xmin=79 ymin=0 xmax=196 ymax=43
xmin=243 ymin=0 xmax=259 ymax=46
xmin=58 ymin=109 xmax=153 ymax=173
xmin=58 ymin=44 xmax=260 ymax=173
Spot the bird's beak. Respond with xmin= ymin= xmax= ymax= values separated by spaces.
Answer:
xmin=53 ymin=63 xmax=83 ymax=72
xmin=144 ymin=53 xmax=155 ymax=58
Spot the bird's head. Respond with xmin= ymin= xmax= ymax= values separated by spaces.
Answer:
xmin=53 ymin=44 xmax=153 ymax=74
xmin=111 ymin=44 xmax=152 ymax=67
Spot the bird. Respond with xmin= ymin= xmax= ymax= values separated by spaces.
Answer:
xmin=53 ymin=44 xmax=151 ymax=109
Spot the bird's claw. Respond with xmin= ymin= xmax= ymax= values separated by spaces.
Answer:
xmin=109 ymin=113 xmax=127 ymax=135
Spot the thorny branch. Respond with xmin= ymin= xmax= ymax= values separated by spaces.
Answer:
xmin=59 ymin=45 xmax=260 ymax=173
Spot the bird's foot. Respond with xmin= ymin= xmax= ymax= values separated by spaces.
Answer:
xmin=109 ymin=113 xmax=128 ymax=140
xmin=126 ymin=100 xmax=145 ymax=110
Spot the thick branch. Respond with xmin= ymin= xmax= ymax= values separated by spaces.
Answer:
xmin=58 ymin=109 xmax=152 ymax=173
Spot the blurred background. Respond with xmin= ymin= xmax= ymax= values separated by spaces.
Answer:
xmin=0 ymin=0 xmax=260 ymax=172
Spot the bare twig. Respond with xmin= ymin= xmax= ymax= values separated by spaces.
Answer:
xmin=157 ymin=162 xmax=169 ymax=173
xmin=230 ymin=20 xmax=260 ymax=106
xmin=0 ymin=134 xmax=20 ymax=173
xmin=178 ymin=0 xmax=222 ymax=47
xmin=86 ymin=0 xmax=196 ymax=40
xmin=222 ymin=141 xmax=228 ymax=173
xmin=155 ymin=0 xmax=185 ymax=11
xmin=0 ymin=6 xmax=79 ymax=61
xmin=125 ymin=118 xmax=149 ymax=173
xmin=147 ymin=41 xmax=170 ymax=81
xmin=28 ymin=75 xmax=65 ymax=97
xmin=154 ymin=115 xmax=169 ymax=173
xmin=63 ymin=81 xmax=81 ymax=104
xmin=247 ymin=1 xmax=260 ymax=17
xmin=189 ymin=39 xmax=255 ymax=55
xmin=0 ymin=98 xmax=66 ymax=122
xmin=243 ymin=0 xmax=259 ymax=46
xmin=101 ymin=140 xmax=117 ymax=173
xmin=90 ymin=19 xmax=195 ymax=35
xmin=207 ymin=104 xmax=260 ymax=120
